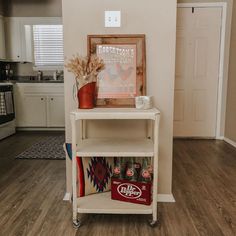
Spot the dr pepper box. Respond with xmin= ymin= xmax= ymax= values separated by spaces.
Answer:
xmin=111 ymin=178 xmax=152 ymax=205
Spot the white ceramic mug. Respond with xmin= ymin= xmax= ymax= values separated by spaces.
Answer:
xmin=135 ymin=96 xmax=153 ymax=109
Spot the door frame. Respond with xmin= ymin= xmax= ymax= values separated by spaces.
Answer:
xmin=177 ymin=2 xmax=228 ymax=139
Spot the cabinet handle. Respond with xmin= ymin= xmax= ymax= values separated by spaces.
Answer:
xmin=41 ymin=98 xmax=44 ymax=101
xmin=51 ymin=98 xmax=54 ymax=101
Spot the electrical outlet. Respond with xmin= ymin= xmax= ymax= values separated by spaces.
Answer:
xmin=105 ymin=11 xmax=121 ymax=28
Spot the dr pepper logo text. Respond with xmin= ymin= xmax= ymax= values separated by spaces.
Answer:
xmin=117 ymin=183 xmax=142 ymax=199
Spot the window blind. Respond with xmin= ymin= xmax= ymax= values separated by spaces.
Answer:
xmin=33 ymin=25 xmax=64 ymax=68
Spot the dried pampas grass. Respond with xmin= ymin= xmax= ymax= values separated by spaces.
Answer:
xmin=65 ymin=54 xmax=105 ymax=89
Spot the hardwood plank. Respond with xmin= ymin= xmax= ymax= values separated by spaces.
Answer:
xmin=0 ymin=133 xmax=235 ymax=236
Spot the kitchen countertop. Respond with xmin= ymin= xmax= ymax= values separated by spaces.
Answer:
xmin=16 ymin=80 xmax=64 ymax=83
xmin=0 ymin=82 xmax=14 ymax=86
xmin=1 ymin=75 xmax=64 ymax=84
xmin=2 ymin=80 xmax=64 ymax=84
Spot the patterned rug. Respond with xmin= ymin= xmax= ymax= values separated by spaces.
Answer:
xmin=16 ymin=135 xmax=65 ymax=160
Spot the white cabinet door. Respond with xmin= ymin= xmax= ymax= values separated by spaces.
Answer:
xmin=0 ymin=16 xmax=6 ymax=60
xmin=15 ymin=84 xmax=64 ymax=128
xmin=5 ymin=18 xmax=22 ymax=61
xmin=23 ymin=25 xmax=33 ymax=62
xmin=18 ymin=95 xmax=47 ymax=127
xmin=4 ymin=18 xmax=32 ymax=62
xmin=174 ymin=7 xmax=222 ymax=137
xmin=47 ymin=95 xmax=65 ymax=127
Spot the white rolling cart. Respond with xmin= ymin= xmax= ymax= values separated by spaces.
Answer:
xmin=70 ymin=108 xmax=160 ymax=228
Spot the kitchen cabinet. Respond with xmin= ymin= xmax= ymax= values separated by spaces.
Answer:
xmin=47 ymin=95 xmax=65 ymax=127
xmin=14 ymin=83 xmax=65 ymax=129
xmin=4 ymin=18 xmax=33 ymax=62
xmin=4 ymin=17 xmax=62 ymax=62
xmin=0 ymin=15 xmax=6 ymax=60
xmin=22 ymin=95 xmax=47 ymax=127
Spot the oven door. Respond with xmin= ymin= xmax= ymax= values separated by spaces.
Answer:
xmin=0 ymin=85 xmax=15 ymax=125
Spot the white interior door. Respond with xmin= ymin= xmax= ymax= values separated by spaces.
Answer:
xmin=174 ymin=7 xmax=222 ymax=137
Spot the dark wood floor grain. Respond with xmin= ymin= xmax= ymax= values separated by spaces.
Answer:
xmin=0 ymin=133 xmax=235 ymax=236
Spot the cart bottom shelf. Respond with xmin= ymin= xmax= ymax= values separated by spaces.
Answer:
xmin=77 ymin=192 xmax=153 ymax=214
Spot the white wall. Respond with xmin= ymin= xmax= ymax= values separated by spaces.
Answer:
xmin=62 ymin=0 xmax=177 ymax=195
xmin=4 ymin=0 xmax=62 ymax=17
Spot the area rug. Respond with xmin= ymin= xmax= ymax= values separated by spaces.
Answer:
xmin=16 ymin=135 xmax=65 ymax=160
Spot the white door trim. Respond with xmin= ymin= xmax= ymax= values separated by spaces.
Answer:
xmin=178 ymin=2 xmax=227 ymax=8
xmin=177 ymin=2 xmax=228 ymax=140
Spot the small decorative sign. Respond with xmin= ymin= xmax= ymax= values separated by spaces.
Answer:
xmin=88 ymin=35 xmax=146 ymax=107
xmin=96 ymin=44 xmax=137 ymax=99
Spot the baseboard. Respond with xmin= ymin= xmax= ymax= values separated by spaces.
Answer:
xmin=63 ymin=192 xmax=175 ymax=203
xmin=157 ymin=194 xmax=175 ymax=202
xmin=216 ymin=136 xmax=224 ymax=140
xmin=63 ymin=192 xmax=71 ymax=201
xmin=224 ymin=137 xmax=236 ymax=148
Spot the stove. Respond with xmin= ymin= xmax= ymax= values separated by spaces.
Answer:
xmin=0 ymin=83 xmax=16 ymax=140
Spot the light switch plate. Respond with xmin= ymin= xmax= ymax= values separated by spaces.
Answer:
xmin=105 ymin=11 xmax=121 ymax=27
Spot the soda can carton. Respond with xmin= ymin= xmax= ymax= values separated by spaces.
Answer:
xmin=111 ymin=178 xmax=152 ymax=205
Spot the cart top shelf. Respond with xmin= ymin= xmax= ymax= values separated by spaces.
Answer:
xmin=71 ymin=108 xmax=160 ymax=120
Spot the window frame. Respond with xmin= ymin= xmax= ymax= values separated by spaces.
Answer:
xmin=21 ymin=17 xmax=63 ymax=71
xmin=32 ymin=24 xmax=64 ymax=71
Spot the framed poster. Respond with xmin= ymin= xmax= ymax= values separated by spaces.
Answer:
xmin=88 ymin=35 xmax=146 ymax=107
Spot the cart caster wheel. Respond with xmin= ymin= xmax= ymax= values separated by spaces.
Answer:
xmin=148 ymin=220 xmax=157 ymax=227
xmin=73 ymin=220 xmax=81 ymax=229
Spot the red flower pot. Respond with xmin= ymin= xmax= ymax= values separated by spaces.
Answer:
xmin=77 ymin=82 xmax=96 ymax=109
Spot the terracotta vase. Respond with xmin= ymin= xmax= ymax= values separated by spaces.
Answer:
xmin=77 ymin=82 xmax=96 ymax=109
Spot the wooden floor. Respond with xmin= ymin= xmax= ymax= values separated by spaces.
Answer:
xmin=0 ymin=132 xmax=235 ymax=236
